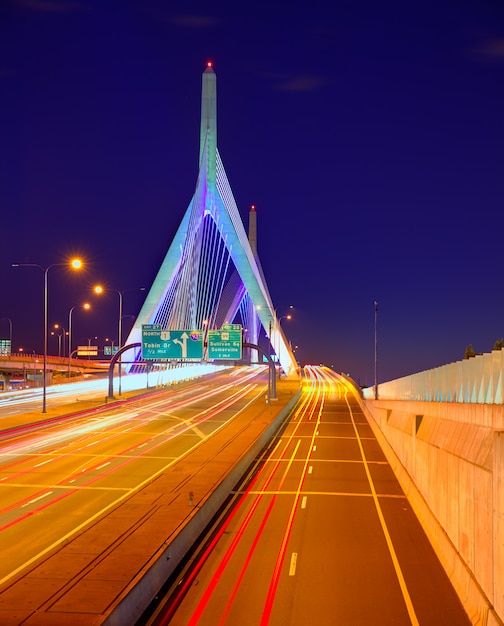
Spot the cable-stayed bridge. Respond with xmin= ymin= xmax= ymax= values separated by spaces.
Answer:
xmin=1 ymin=65 xmax=503 ymax=625
xmin=124 ymin=63 xmax=298 ymax=378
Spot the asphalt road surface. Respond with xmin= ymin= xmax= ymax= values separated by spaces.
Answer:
xmin=0 ymin=366 xmax=269 ymax=588
xmin=145 ymin=366 xmax=470 ymax=626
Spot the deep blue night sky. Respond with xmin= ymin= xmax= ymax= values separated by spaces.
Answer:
xmin=1 ymin=0 xmax=503 ymax=385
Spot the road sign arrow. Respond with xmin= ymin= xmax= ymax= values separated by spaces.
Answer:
xmin=173 ymin=331 xmax=189 ymax=358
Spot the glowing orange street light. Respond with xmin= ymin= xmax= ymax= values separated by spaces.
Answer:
xmin=94 ymin=284 xmax=145 ymax=395
xmin=12 ymin=257 xmax=84 ymax=413
xmin=93 ymin=285 xmax=123 ymax=347
xmin=51 ymin=324 xmax=67 ymax=357
xmin=68 ymin=302 xmax=91 ymax=379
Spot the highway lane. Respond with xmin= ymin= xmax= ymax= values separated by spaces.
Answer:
xmin=0 ymin=366 xmax=269 ymax=587
xmin=147 ymin=366 xmax=470 ymax=626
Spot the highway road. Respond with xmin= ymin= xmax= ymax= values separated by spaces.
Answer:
xmin=0 ymin=363 xmax=225 ymax=416
xmin=143 ymin=366 xmax=471 ymax=626
xmin=0 ymin=365 xmax=270 ymax=588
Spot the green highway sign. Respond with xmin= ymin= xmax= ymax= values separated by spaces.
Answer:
xmin=208 ymin=327 xmax=242 ymax=360
xmin=141 ymin=325 xmax=203 ymax=360
xmin=0 ymin=339 xmax=11 ymax=356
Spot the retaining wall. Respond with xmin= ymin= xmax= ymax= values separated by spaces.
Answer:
xmin=358 ymin=395 xmax=504 ymax=626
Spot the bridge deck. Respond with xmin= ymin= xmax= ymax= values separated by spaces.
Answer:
xmin=0 ymin=379 xmax=470 ymax=625
xmin=0 ymin=380 xmax=300 ymax=625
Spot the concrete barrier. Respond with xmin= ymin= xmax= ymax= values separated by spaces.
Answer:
xmin=102 ymin=387 xmax=302 ymax=626
xmin=354 ymin=393 xmax=504 ymax=626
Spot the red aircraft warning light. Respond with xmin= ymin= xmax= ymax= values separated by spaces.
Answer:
xmin=207 ymin=61 xmax=213 ymax=69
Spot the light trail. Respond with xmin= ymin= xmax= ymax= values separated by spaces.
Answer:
xmin=163 ymin=373 xmax=323 ymax=625
xmin=0 ymin=367 xmax=270 ymax=586
xmin=343 ymin=382 xmax=420 ymax=625
xmin=0 ymin=367 xmax=262 ymax=459
xmin=163 ymin=366 xmax=377 ymax=625
xmin=0 ymin=380 xmax=261 ymax=523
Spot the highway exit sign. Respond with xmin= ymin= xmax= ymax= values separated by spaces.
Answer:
xmin=208 ymin=326 xmax=242 ymax=360
xmin=141 ymin=325 xmax=203 ymax=360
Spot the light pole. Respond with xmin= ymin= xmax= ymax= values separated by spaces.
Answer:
xmin=105 ymin=337 xmax=115 ymax=351
xmin=51 ymin=324 xmax=66 ymax=357
xmin=276 ymin=312 xmax=292 ymax=372
xmin=374 ymin=300 xmax=378 ymax=400
xmin=0 ymin=318 xmax=13 ymax=355
xmin=54 ymin=324 xmax=67 ymax=357
xmin=94 ymin=286 xmax=145 ymax=395
xmin=68 ymin=303 xmax=91 ymax=379
xmin=93 ymin=286 xmax=145 ymax=348
xmin=85 ymin=336 xmax=98 ymax=359
xmin=12 ymin=259 xmax=83 ymax=412
xmin=93 ymin=285 xmax=123 ymax=348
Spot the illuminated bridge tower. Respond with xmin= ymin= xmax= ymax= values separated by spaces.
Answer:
xmin=125 ymin=63 xmax=297 ymax=377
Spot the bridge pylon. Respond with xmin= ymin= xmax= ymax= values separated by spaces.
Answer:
xmin=125 ymin=63 xmax=298 ymax=378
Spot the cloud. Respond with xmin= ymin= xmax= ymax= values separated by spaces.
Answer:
xmin=473 ymin=38 xmax=504 ymax=59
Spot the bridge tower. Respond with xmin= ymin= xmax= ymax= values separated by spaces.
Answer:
xmin=125 ymin=63 xmax=297 ymax=378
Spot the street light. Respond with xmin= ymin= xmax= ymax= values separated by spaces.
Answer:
xmin=93 ymin=285 xmax=145 ymax=349
xmin=68 ymin=303 xmax=91 ymax=379
xmin=94 ymin=285 xmax=145 ymax=395
xmin=12 ymin=258 xmax=83 ymax=412
xmin=84 ymin=336 xmax=98 ymax=359
xmin=94 ymin=285 xmax=123 ymax=349
xmin=51 ymin=324 xmax=66 ymax=357
xmin=275 ymin=312 xmax=292 ymax=375
xmin=104 ymin=337 xmax=115 ymax=359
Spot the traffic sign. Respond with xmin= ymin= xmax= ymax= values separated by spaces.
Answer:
xmin=78 ymin=345 xmax=98 ymax=357
xmin=0 ymin=340 xmax=11 ymax=356
xmin=141 ymin=325 xmax=203 ymax=360
xmin=208 ymin=327 xmax=242 ymax=360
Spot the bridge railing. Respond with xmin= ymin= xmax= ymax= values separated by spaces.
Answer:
xmin=363 ymin=349 xmax=504 ymax=403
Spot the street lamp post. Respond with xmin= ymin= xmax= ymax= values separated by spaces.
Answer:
xmin=68 ymin=303 xmax=91 ymax=379
xmin=276 ymin=312 xmax=292 ymax=373
xmin=94 ymin=286 xmax=145 ymax=395
xmin=51 ymin=324 xmax=66 ymax=357
xmin=93 ymin=286 xmax=123 ymax=348
xmin=12 ymin=259 xmax=83 ymax=412
xmin=85 ymin=336 xmax=98 ymax=359
xmin=105 ymin=337 xmax=115 ymax=352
